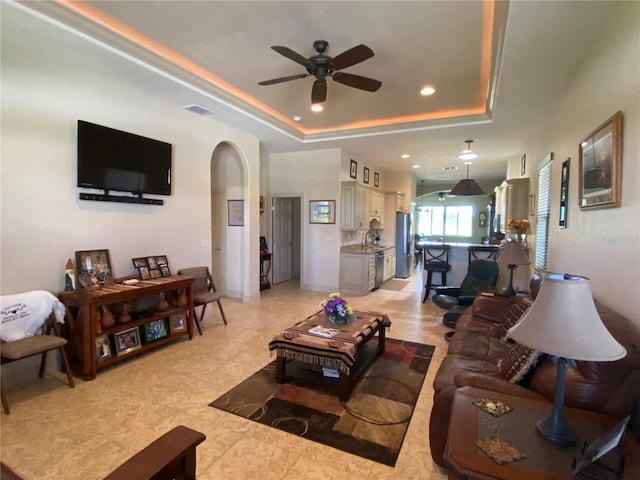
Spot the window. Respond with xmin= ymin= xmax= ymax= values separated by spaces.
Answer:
xmin=417 ymin=205 xmax=473 ymax=237
xmin=535 ymin=153 xmax=553 ymax=270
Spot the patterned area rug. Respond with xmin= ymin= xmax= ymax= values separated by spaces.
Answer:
xmin=209 ymin=338 xmax=435 ymax=466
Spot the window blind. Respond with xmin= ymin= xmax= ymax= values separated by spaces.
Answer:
xmin=535 ymin=153 xmax=553 ymax=270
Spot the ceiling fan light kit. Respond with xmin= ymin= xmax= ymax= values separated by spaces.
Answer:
xmin=258 ymin=40 xmax=382 ymax=105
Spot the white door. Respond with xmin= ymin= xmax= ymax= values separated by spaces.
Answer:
xmin=272 ymin=197 xmax=293 ymax=284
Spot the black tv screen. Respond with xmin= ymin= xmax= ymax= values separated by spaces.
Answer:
xmin=77 ymin=120 xmax=172 ymax=196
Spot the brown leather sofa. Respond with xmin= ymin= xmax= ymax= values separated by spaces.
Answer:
xmin=429 ymin=275 xmax=640 ymax=468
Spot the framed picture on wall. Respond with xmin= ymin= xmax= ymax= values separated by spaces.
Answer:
xmin=559 ymin=159 xmax=569 ymax=228
xmin=374 ymin=172 xmax=380 ymax=188
xmin=309 ymin=200 xmax=336 ymax=224
xmin=363 ymin=167 xmax=370 ymax=184
xmin=350 ymin=159 xmax=357 ymax=179
xmin=228 ymin=199 xmax=244 ymax=226
xmin=578 ymin=110 xmax=622 ymax=209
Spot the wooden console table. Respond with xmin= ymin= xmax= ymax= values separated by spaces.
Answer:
xmin=58 ymin=276 xmax=194 ymax=380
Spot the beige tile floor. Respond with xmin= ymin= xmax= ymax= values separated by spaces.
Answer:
xmin=1 ymin=269 xmax=452 ymax=479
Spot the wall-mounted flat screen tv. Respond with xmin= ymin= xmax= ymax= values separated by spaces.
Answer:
xmin=77 ymin=120 xmax=172 ymax=196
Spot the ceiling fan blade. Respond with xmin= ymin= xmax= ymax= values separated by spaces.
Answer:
xmin=332 ymin=72 xmax=381 ymax=92
xmin=330 ymin=44 xmax=374 ymax=70
xmin=271 ymin=46 xmax=313 ymax=69
xmin=258 ymin=73 xmax=309 ymax=86
xmin=311 ymin=79 xmax=327 ymax=104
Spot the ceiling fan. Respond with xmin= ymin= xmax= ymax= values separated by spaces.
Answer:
xmin=258 ymin=40 xmax=382 ymax=104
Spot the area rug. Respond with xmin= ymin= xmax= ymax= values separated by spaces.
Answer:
xmin=209 ymin=338 xmax=435 ymax=466
xmin=379 ymin=279 xmax=410 ymax=291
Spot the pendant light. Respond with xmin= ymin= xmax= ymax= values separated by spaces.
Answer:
xmin=450 ymin=162 xmax=486 ymax=196
xmin=458 ymin=140 xmax=478 ymax=160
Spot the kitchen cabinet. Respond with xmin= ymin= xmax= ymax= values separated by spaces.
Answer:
xmin=383 ymin=248 xmax=396 ymax=281
xmin=339 ymin=252 xmax=375 ymax=295
xmin=495 ymin=178 xmax=530 ymax=233
xmin=385 ymin=191 xmax=406 ymax=213
xmin=341 ymin=182 xmax=384 ymax=230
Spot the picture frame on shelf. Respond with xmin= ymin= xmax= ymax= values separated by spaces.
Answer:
xmin=138 ymin=266 xmax=150 ymax=280
xmin=114 ymin=327 xmax=141 ymax=356
xmin=363 ymin=167 xmax=370 ymax=184
xmin=160 ymin=265 xmax=171 ymax=277
xmin=146 ymin=256 xmax=158 ymax=269
xmin=559 ymin=158 xmax=570 ymax=228
xmin=309 ymin=200 xmax=336 ymax=224
xmin=228 ymin=199 xmax=244 ymax=226
xmin=374 ymin=172 xmax=380 ymax=188
xmin=169 ymin=312 xmax=187 ymax=334
xmin=96 ymin=334 xmax=112 ymax=362
xmin=149 ymin=269 xmax=162 ymax=279
xmin=578 ymin=110 xmax=622 ymax=209
xmin=75 ymin=249 xmax=112 ymax=290
xmin=142 ymin=319 xmax=169 ymax=343
xmin=350 ymin=159 xmax=357 ymax=179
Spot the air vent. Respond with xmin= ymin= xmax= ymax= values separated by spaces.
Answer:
xmin=182 ymin=104 xmax=213 ymax=116
xmin=442 ymin=166 xmax=459 ymax=171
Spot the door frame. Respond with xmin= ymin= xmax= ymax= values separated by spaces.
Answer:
xmin=270 ymin=194 xmax=302 ymax=286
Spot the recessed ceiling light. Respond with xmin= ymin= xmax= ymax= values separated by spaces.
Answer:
xmin=292 ymin=115 xmax=302 ymax=122
xmin=401 ymin=154 xmax=410 ymax=159
xmin=420 ymin=86 xmax=436 ymax=96
xmin=311 ymin=104 xmax=323 ymax=112
xmin=412 ymin=165 xmax=420 ymax=169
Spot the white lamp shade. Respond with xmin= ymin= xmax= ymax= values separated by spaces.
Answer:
xmin=508 ymin=273 xmax=626 ymax=361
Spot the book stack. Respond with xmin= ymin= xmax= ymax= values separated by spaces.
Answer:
xmin=308 ymin=326 xmax=340 ymax=338
xmin=322 ymin=366 xmax=340 ymax=378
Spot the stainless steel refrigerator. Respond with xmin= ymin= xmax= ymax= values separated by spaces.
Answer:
xmin=395 ymin=212 xmax=412 ymax=278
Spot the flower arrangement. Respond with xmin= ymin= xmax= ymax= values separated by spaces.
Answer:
xmin=320 ymin=293 xmax=354 ymax=325
xmin=508 ymin=218 xmax=530 ymax=233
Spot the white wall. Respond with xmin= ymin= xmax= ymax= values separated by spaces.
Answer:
xmin=0 ymin=4 xmax=261 ymax=300
xmin=538 ymin=1 xmax=639 ymax=323
xmin=267 ymin=149 xmax=342 ymax=292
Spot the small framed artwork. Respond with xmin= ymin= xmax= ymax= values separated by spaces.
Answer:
xmin=363 ymin=167 xmax=370 ymax=184
xmin=559 ymin=158 xmax=570 ymax=228
xmin=478 ymin=211 xmax=487 ymax=228
xmin=96 ymin=334 xmax=113 ymax=362
xmin=169 ymin=312 xmax=187 ymax=334
xmin=150 ymin=269 xmax=162 ymax=279
xmin=374 ymin=172 xmax=380 ymax=188
xmin=520 ymin=154 xmax=526 ymax=176
xmin=259 ymin=195 xmax=265 ymax=214
xmin=579 ymin=110 xmax=622 ymax=209
xmin=350 ymin=159 xmax=357 ymax=179
xmin=309 ymin=200 xmax=336 ymax=224
xmin=228 ymin=199 xmax=244 ymax=226
xmin=132 ymin=257 xmax=148 ymax=269
xmin=160 ymin=265 xmax=171 ymax=277
xmin=142 ymin=319 xmax=169 ymax=343
xmin=75 ymin=249 xmax=113 ymax=289
xmin=114 ymin=327 xmax=141 ymax=356
xmin=138 ymin=266 xmax=150 ymax=280
xmin=146 ymin=256 xmax=158 ymax=269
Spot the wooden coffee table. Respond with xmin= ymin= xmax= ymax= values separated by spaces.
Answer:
xmin=268 ymin=310 xmax=390 ymax=401
xmin=445 ymin=387 xmax=637 ymax=480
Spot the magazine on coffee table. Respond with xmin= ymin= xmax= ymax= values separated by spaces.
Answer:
xmin=308 ymin=326 xmax=340 ymax=338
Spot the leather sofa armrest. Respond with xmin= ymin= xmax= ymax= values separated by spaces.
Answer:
xmin=453 ymin=371 xmax=549 ymax=402
xmin=103 ymin=425 xmax=206 ymax=480
xmin=434 ymin=287 xmax=461 ymax=297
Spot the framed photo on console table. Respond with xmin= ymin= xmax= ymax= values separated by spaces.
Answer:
xmin=142 ymin=319 xmax=169 ymax=343
xmin=75 ymin=249 xmax=113 ymax=289
xmin=114 ymin=327 xmax=141 ymax=356
xmin=578 ymin=110 xmax=622 ymax=210
xmin=169 ymin=312 xmax=187 ymax=334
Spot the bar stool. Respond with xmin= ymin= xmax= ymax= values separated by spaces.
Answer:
xmin=422 ymin=244 xmax=451 ymax=303
xmin=467 ymin=245 xmax=499 ymax=265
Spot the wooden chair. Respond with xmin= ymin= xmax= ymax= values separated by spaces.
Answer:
xmin=178 ymin=267 xmax=227 ymax=335
xmin=467 ymin=245 xmax=499 ymax=265
xmin=422 ymin=245 xmax=451 ymax=303
xmin=2 ymin=425 xmax=206 ymax=480
xmin=1 ymin=310 xmax=75 ymax=414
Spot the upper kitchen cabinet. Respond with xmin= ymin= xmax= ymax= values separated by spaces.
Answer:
xmin=495 ymin=178 xmax=530 ymax=232
xmin=386 ymin=191 xmax=406 ymax=213
xmin=341 ymin=182 xmax=385 ymax=231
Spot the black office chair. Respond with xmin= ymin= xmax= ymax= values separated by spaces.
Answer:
xmin=432 ymin=259 xmax=499 ymax=327
xmin=422 ymin=244 xmax=451 ymax=303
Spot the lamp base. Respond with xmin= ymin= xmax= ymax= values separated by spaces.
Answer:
xmin=536 ymin=415 xmax=577 ymax=446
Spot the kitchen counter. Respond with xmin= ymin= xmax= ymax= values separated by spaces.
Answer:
xmin=340 ymin=244 xmax=394 ymax=255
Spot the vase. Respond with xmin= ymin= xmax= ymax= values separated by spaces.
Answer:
xmin=175 ymin=289 xmax=188 ymax=307
xmin=117 ymin=302 xmax=132 ymax=324
xmin=327 ymin=312 xmax=354 ymax=326
xmin=100 ymin=306 xmax=116 ymax=329
xmin=156 ymin=294 xmax=170 ymax=312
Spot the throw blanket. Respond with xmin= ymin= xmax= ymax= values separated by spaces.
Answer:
xmin=0 ymin=290 xmax=66 ymax=342
xmin=269 ymin=310 xmax=391 ymax=373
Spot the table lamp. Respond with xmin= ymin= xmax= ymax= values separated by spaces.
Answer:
xmin=507 ymin=273 xmax=626 ymax=446
xmin=497 ymin=241 xmax=530 ymax=296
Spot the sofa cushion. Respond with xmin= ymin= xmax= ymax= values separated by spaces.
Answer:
xmin=498 ymin=296 xmax=534 ymax=339
xmin=498 ymin=342 xmax=542 ymax=384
